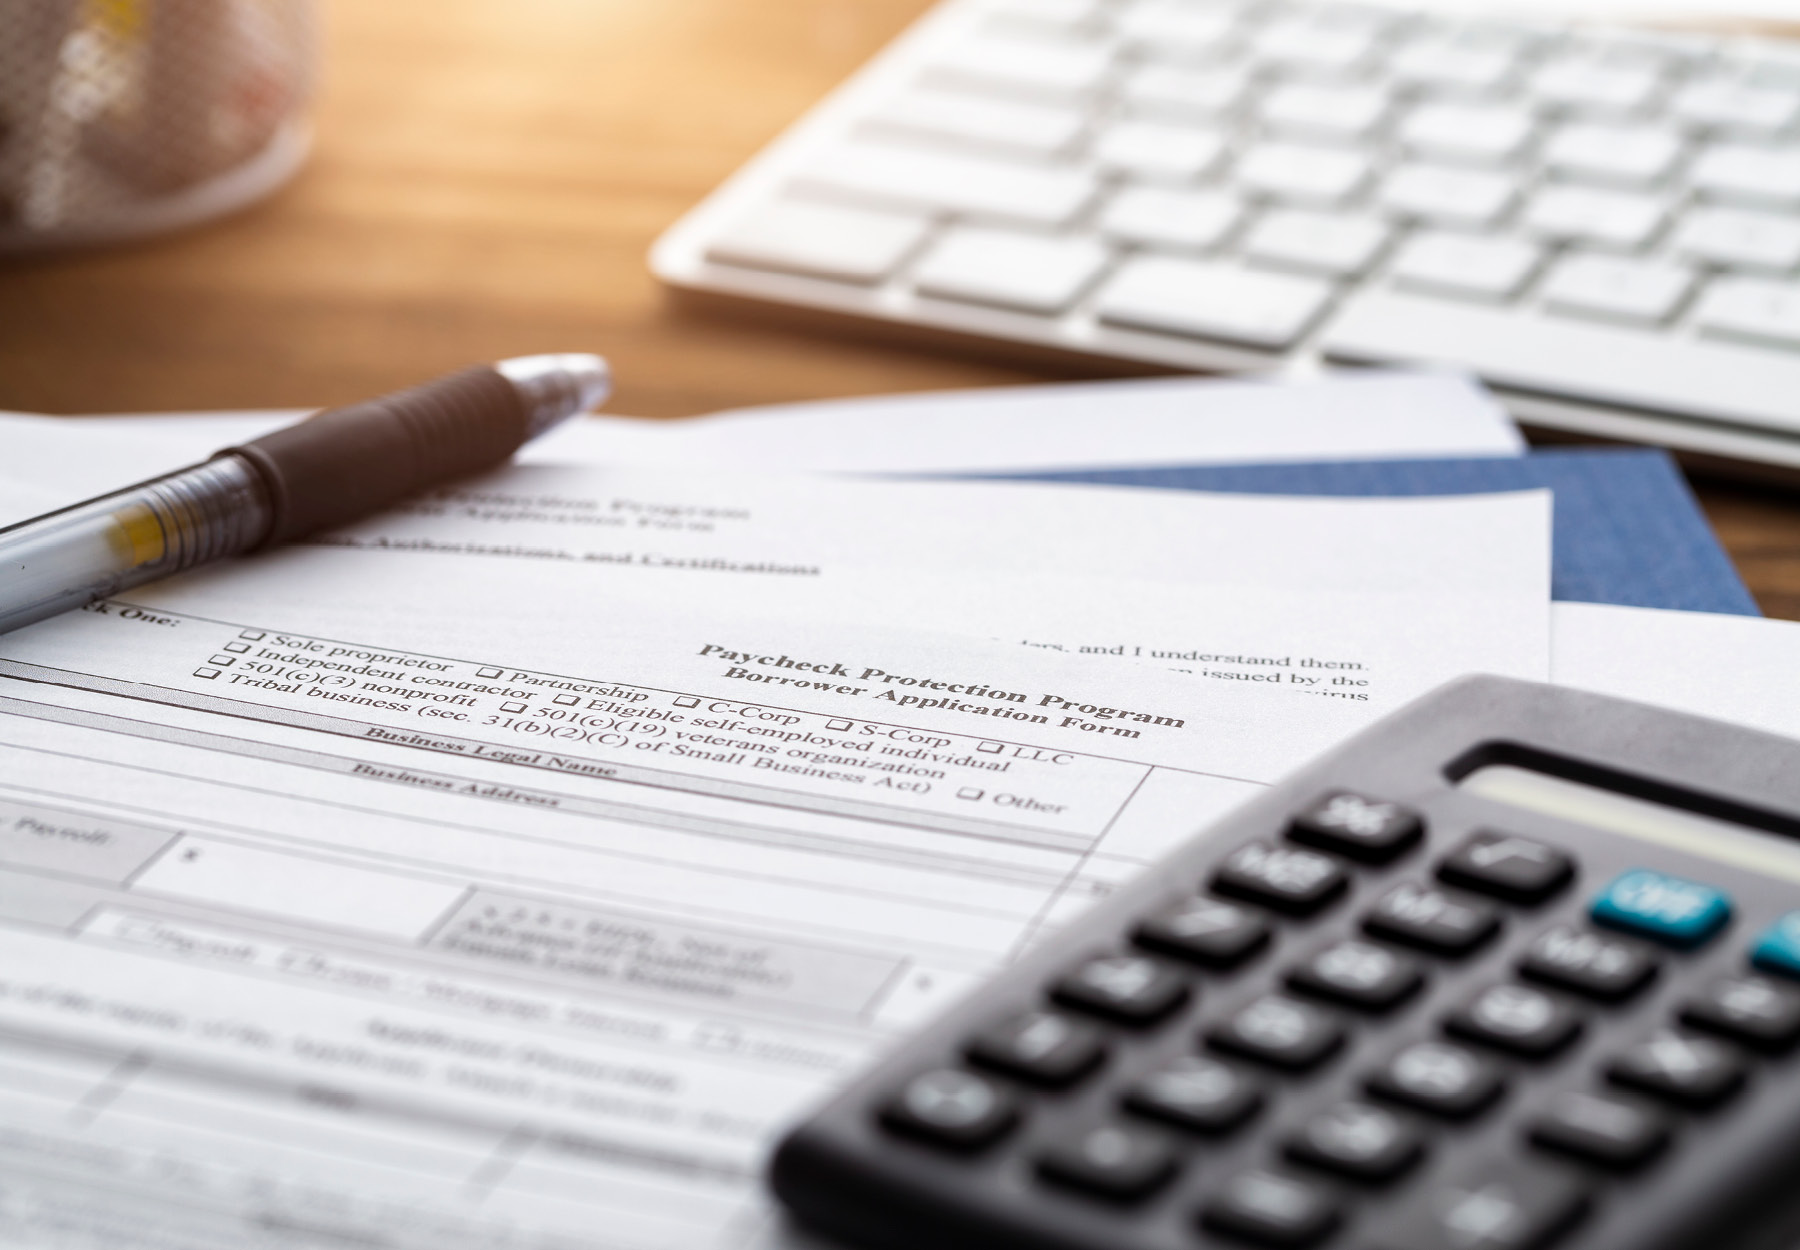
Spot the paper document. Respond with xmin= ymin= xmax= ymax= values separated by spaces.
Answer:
xmin=1552 ymin=602 xmax=1800 ymax=741
xmin=0 ymin=453 xmax=1548 ymax=1249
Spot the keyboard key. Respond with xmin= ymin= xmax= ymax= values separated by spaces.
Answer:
xmin=1288 ymin=939 xmax=1424 ymax=1010
xmin=1399 ymin=103 xmax=1535 ymax=165
xmin=1122 ymin=62 xmax=1248 ymax=120
xmin=705 ymin=198 xmax=931 ymax=283
xmin=1522 ymin=186 xmax=1665 ymax=249
xmin=1542 ymin=123 xmax=1682 ymax=186
xmin=1608 ymin=1029 xmax=1746 ymax=1108
xmin=1541 ymin=254 xmax=1695 ymax=325
xmin=1134 ymin=896 xmax=1271 ymax=967
xmin=1368 ymin=1040 xmax=1504 ymax=1118
xmin=1038 ymin=1123 xmax=1179 ymax=1200
xmin=880 ymin=1068 xmax=1021 ymax=1149
xmin=1052 ymin=953 xmax=1190 ymax=1024
xmin=1446 ymin=983 xmax=1582 ymax=1057
xmin=1590 ymin=869 xmax=1732 ymax=948
xmin=1389 ymin=30 xmax=1522 ymax=94
xmin=1390 ymin=231 xmax=1542 ymax=301
xmin=1237 ymin=142 xmax=1372 ymax=206
xmin=1371 ymin=1158 xmax=1589 ymax=1250
xmin=1201 ymin=1168 xmax=1341 ymax=1248
xmin=913 ymin=227 xmax=1110 ymax=313
xmin=1365 ymin=882 xmax=1500 ymax=955
xmin=866 ymin=87 xmax=1087 ymax=157
xmin=1288 ymin=791 xmax=1423 ymax=863
xmin=1115 ymin=0 xmax=1236 ymax=58
xmin=1209 ymin=994 xmax=1346 ymax=1071
xmin=794 ymin=142 xmax=1097 ymax=227
xmin=1681 ymin=974 xmax=1800 ymax=1050
xmin=1528 ymin=1091 xmax=1670 ymax=1169
xmin=1211 ymin=841 xmax=1349 ymax=915
xmin=1379 ymin=164 xmax=1515 ymax=227
xmin=1093 ymin=120 xmax=1226 ymax=180
xmin=1674 ymin=207 xmax=1800 ymax=273
xmin=1754 ymin=910 xmax=1800 ymax=981
xmin=1261 ymin=84 xmax=1389 ymax=142
xmin=1696 ymin=276 xmax=1800 ymax=350
xmin=1519 ymin=926 xmax=1657 ymax=1001
xmin=1125 ymin=1055 xmax=1263 ymax=1133
xmin=924 ymin=30 xmax=1116 ymax=102
xmin=1531 ymin=55 xmax=1660 ymax=114
xmin=1096 ymin=259 xmax=1334 ymax=350
xmin=969 ymin=1010 xmax=1106 ymax=1086
xmin=1691 ymin=144 xmax=1800 ymax=209
xmin=1323 ymin=287 xmax=1800 ymax=434
xmin=1097 ymin=186 xmax=1241 ymax=251
xmin=1672 ymin=78 xmax=1800 ymax=135
xmin=1243 ymin=211 xmax=1390 ymax=278
xmin=1437 ymin=832 xmax=1574 ymax=903
xmin=1253 ymin=13 xmax=1380 ymax=77
xmin=1286 ymin=1101 xmax=1424 ymax=1182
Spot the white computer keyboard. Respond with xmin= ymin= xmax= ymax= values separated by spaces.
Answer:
xmin=651 ymin=0 xmax=1800 ymax=472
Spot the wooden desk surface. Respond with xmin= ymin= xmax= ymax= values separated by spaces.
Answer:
xmin=4 ymin=0 xmax=1800 ymax=616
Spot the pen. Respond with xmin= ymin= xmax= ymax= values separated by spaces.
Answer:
xmin=0 ymin=353 xmax=611 ymax=636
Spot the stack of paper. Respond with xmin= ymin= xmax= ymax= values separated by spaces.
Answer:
xmin=0 ymin=369 xmax=1787 ymax=1250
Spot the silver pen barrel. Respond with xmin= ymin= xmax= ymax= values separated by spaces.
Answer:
xmin=0 ymin=353 xmax=609 ymax=636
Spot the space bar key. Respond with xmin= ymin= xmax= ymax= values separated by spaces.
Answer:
xmin=1321 ymin=292 xmax=1800 ymax=435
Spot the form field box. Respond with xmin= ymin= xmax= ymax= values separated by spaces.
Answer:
xmin=207 ymin=655 xmax=236 ymax=666
xmin=553 ymin=694 xmax=580 ymax=706
xmin=957 ymin=788 xmax=984 ymax=801
xmin=673 ymin=696 xmax=701 ymax=709
xmin=192 ymin=668 xmax=220 ymax=680
xmin=238 ymin=630 xmax=264 ymax=641
xmin=500 ymin=701 xmax=527 ymax=713
xmin=132 ymin=838 xmax=464 ymax=941
xmin=827 ymin=719 xmax=853 ymax=731
xmin=977 ymin=741 xmax=1004 ymax=754
xmin=477 ymin=666 xmax=503 ymax=678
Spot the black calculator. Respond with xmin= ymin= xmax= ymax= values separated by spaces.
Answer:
xmin=769 ymin=676 xmax=1800 ymax=1250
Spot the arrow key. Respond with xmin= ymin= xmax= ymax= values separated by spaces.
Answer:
xmin=1438 ymin=832 xmax=1574 ymax=904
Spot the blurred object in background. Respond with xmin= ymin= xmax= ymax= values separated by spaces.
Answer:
xmin=0 ymin=0 xmax=315 ymax=252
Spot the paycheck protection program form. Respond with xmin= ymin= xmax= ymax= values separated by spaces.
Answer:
xmin=0 ymin=467 xmax=1545 ymax=1250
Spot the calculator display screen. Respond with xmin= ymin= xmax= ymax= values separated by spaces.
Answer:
xmin=1461 ymin=764 xmax=1800 ymax=884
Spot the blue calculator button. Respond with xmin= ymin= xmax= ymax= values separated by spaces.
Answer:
xmin=1590 ymin=870 xmax=1731 ymax=948
xmin=1751 ymin=912 xmax=1800 ymax=979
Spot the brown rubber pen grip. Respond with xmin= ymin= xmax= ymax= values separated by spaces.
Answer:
xmin=225 ymin=365 xmax=528 ymax=548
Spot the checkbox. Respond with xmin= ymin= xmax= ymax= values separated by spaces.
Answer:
xmin=238 ymin=630 xmax=264 ymax=641
xmin=673 ymin=696 xmax=700 ymax=709
xmin=193 ymin=668 xmax=220 ymax=680
xmin=223 ymin=642 xmax=250 ymax=654
xmin=826 ymin=719 xmax=852 ymax=731
xmin=477 ymin=667 xmax=503 ymax=679
xmin=554 ymin=694 xmax=579 ymax=706
xmin=500 ymin=701 xmax=527 ymax=714
xmin=977 ymin=741 xmax=1004 ymax=754
xmin=957 ymin=787 xmax=984 ymax=801
xmin=208 ymin=655 xmax=236 ymax=666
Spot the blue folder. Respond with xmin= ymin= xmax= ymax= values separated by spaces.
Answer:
xmin=993 ymin=447 xmax=1758 ymax=617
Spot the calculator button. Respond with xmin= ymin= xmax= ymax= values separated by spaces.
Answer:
xmin=1446 ymin=984 xmax=1582 ymax=1058
xmin=1590 ymin=869 xmax=1732 ymax=948
xmin=1364 ymin=882 xmax=1500 ymax=956
xmin=1200 ymin=1168 xmax=1341 ymax=1248
xmin=1134 ymin=897 xmax=1271 ymax=968
xmin=1527 ymin=1091 xmax=1670 ymax=1169
xmin=1437 ymin=833 xmax=1574 ymax=904
xmin=1209 ymin=995 xmax=1347 ymax=1071
xmin=968 ymin=1011 xmax=1106 ymax=1087
xmin=1680 ymin=975 xmax=1800 ymax=1050
xmin=1053 ymin=955 xmax=1190 ymax=1026
xmin=1519 ymin=926 xmax=1658 ymax=1002
xmin=880 ymin=1068 xmax=1020 ymax=1150
xmin=1125 ymin=1055 xmax=1263 ymax=1133
xmin=1749 ymin=910 xmax=1800 ymax=979
xmin=1368 ymin=1041 xmax=1505 ymax=1118
xmin=1372 ymin=1157 xmax=1588 ymax=1250
xmin=1213 ymin=842 xmax=1348 ymax=916
xmin=1287 ymin=939 xmax=1423 ymax=1011
xmin=1606 ymin=1029 xmax=1746 ymax=1109
xmin=1285 ymin=1100 xmax=1424 ymax=1182
xmin=1038 ymin=1123 xmax=1179 ymax=1201
xmin=1287 ymin=791 xmax=1423 ymax=863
